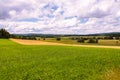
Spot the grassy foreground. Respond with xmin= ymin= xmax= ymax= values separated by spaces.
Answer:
xmin=0 ymin=39 xmax=120 ymax=80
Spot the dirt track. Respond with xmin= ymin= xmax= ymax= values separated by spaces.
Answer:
xmin=10 ymin=39 xmax=120 ymax=49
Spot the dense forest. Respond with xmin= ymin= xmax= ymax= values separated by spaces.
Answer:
xmin=0 ymin=29 xmax=10 ymax=39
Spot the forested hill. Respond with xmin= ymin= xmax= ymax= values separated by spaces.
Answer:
xmin=12 ymin=32 xmax=120 ymax=37
xmin=87 ymin=32 xmax=120 ymax=37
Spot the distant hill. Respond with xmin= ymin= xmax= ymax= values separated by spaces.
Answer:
xmin=87 ymin=32 xmax=120 ymax=37
xmin=11 ymin=32 xmax=120 ymax=37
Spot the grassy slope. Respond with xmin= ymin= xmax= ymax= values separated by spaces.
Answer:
xmin=0 ymin=39 xmax=120 ymax=80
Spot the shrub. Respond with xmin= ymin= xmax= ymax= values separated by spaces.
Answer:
xmin=104 ymin=36 xmax=113 ymax=39
xmin=88 ymin=38 xmax=98 ymax=43
xmin=56 ymin=37 xmax=61 ymax=41
xmin=77 ymin=38 xmax=85 ymax=43
xmin=96 ymin=39 xmax=99 ymax=43
xmin=70 ymin=37 xmax=76 ymax=40
xmin=43 ymin=38 xmax=46 ymax=40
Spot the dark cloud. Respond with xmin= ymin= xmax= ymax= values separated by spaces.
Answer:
xmin=89 ymin=9 xmax=110 ymax=18
xmin=0 ymin=10 xmax=10 ymax=19
xmin=0 ymin=1 xmax=33 ymax=20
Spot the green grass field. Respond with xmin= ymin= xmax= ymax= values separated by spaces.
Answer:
xmin=0 ymin=39 xmax=120 ymax=80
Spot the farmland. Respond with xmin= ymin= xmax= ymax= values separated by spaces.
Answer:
xmin=11 ymin=33 xmax=120 ymax=46
xmin=38 ymin=37 xmax=120 ymax=46
xmin=0 ymin=39 xmax=120 ymax=80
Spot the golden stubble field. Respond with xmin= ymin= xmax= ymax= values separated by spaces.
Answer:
xmin=10 ymin=39 xmax=120 ymax=49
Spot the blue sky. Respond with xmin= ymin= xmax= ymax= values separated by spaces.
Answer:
xmin=0 ymin=0 xmax=120 ymax=34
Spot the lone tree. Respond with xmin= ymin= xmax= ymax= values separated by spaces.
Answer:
xmin=56 ymin=37 xmax=61 ymax=41
xmin=0 ymin=28 xmax=10 ymax=39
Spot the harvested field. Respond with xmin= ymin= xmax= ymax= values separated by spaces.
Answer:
xmin=10 ymin=39 xmax=68 ymax=45
xmin=10 ymin=39 xmax=120 ymax=49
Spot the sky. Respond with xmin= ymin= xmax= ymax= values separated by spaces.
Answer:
xmin=0 ymin=0 xmax=120 ymax=34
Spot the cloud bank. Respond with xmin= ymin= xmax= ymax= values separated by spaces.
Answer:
xmin=0 ymin=0 xmax=120 ymax=34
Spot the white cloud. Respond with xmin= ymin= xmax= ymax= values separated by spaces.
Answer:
xmin=0 ymin=0 xmax=120 ymax=34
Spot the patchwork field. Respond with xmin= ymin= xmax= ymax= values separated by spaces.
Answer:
xmin=37 ymin=37 xmax=120 ymax=46
xmin=10 ymin=39 xmax=120 ymax=49
xmin=0 ymin=39 xmax=120 ymax=80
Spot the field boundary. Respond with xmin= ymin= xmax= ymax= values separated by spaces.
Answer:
xmin=10 ymin=39 xmax=120 ymax=49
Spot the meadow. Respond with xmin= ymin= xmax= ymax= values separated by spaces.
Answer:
xmin=40 ymin=37 xmax=120 ymax=46
xmin=0 ymin=39 xmax=120 ymax=80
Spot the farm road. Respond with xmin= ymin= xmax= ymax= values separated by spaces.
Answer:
xmin=10 ymin=39 xmax=120 ymax=49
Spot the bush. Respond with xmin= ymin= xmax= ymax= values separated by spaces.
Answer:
xmin=88 ymin=38 xmax=98 ymax=43
xmin=43 ymin=38 xmax=46 ymax=40
xmin=77 ymin=38 xmax=85 ymax=43
xmin=104 ymin=36 xmax=113 ymax=39
xmin=70 ymin=37 xmax=76 ymax=40
xmin=56 ymin=37 xmax=61 ymax=41
xmin=96 ymin=39 xmax=99 ymax=43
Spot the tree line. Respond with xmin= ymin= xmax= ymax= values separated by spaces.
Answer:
xmin=0 ymin=28 xmax=10 ymax=39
